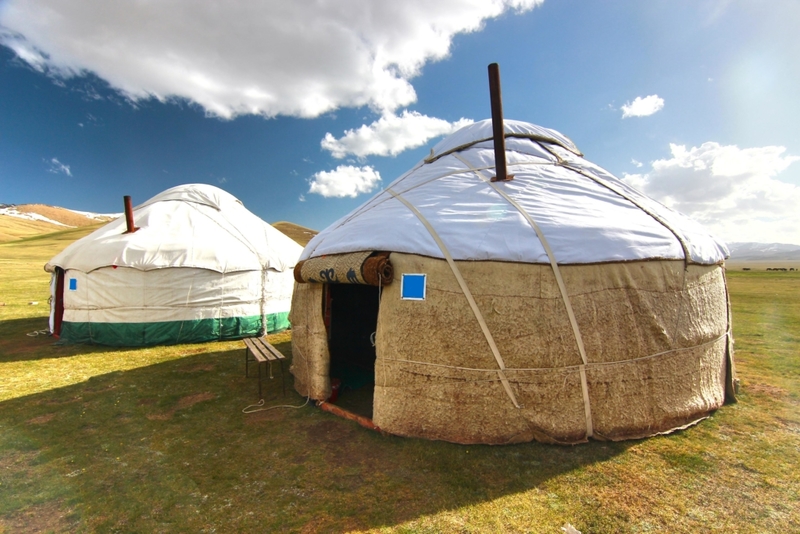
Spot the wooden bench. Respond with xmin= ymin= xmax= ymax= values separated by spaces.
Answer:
xmin=244 ymin=336 xmax=287 ymax=399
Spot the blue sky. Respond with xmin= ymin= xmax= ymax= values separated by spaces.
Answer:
xmin=1 ymin=0 xmax=798 ymax=244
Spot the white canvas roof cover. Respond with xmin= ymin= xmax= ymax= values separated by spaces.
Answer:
xmin=302 ymin=119 xmax=729 ymax=265
xmin=46 ymin=184 xmax=302 ymax=274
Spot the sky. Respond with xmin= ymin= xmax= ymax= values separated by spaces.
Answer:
xmin=1 ymin=0 xmax=799 ymax=245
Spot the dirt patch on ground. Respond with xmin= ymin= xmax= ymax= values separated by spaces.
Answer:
xmin=0 ymin=500 xmax=76 ymax=534
xmin=145 ymin=413 xmax=173 ymax=421
xmin=146 ymin=392 xmax=216 ymax=420
xmin=45 ymin=395 xmax=83 ymax=406
xmin=746 ymin=383 xmax=788 ymax=398
xmin=244 ymin=406 xmax=291 ymax=424
xmin=0 ymin=450 xmax=39 ymax=471
xmin=776 ymin=418 xmax=800 ymax=433
xmin=176 ymin=392 xmax=215 ymax=409
xmin=27 ymin=413 xmax=56 ymax=425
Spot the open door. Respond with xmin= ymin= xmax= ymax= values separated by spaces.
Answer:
xmin=52 ymin=267 xmax=65 ymax=338
xmin=325 ymin=283 xmax=380 ymax=418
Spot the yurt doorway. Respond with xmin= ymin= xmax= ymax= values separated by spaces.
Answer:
xmin=51 ymin=267 xmax=65 ymax=338
xmin=325 ymin=283 xmax=380 ymax=418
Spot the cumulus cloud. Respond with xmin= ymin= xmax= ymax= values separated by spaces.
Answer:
xmin=46 ymin=157 xmax=71 ymax=176
xmin=0 ymin=0 xmax=543 ymax=119
xmin=309 ymin=165 xmax=382 ymax=198
xmin=322 ymin=111 xmax=473 ymax=159
xmin=624 ymin=142 xmax=800 ymax=244
xmin=621 ymin=95 xmax=664 ymax=118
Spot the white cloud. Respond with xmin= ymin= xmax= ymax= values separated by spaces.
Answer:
xmin=309 ymin=165 xmax=382 ymax=198
xmin=621 ymin=95 xmax=664 ymax=118
xmin=0 ymin=0 xmax=544 ymax=119
xmin=46 ymin=157 xmax=71 ymax=176
xmin=631 ymin=159 xmax=643 ymax=168
xmin=322 ymin=111 xmax=473 ymax=159
xmin=623 ymin=142 xmax=800 ymax=244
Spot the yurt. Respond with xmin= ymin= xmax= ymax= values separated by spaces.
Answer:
xmin=289 ymin=119 xmax=737 ymax=445
xmin=46 ymin=184 xmax=303 ymax=346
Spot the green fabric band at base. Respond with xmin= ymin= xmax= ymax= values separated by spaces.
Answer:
xmin=265 ymin=311 xmax=291 ymax=334
xmin=59 ymin=312 xmax=290 ymax=347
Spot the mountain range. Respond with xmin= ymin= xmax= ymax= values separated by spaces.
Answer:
xmin=724 ymin=242 xmax=800 ymax=262
xmin=1 ymin=203 xmax=799 ymax=261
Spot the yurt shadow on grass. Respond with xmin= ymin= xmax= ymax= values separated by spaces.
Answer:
xmin=290 ymin=119 xmax=737 ymax=445
xmin=0 ymin=340 xmax=636 ymax=533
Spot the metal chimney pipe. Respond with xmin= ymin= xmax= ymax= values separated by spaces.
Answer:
xmin=123 ymin=195 xmax=138 ymax=234
xmin=488 ymin=63 xmax=512 ymax=182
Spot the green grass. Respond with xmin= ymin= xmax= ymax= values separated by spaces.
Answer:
xmin=1 ymin=230 xmax=799 ymax=533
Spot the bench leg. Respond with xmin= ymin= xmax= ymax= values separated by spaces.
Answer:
xmin=266 ymin=361 xmax=286 ymax=397
xmin=257 ymin=360 xmax=263 ymax=399
xmin=245 ymin=348 xmax=250 ymax=377
xmin=280 ymin=360 xmax=286 ymax=396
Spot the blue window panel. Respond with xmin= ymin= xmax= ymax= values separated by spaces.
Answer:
xmin=68 ymin=278 xmax=78 ymax=291
xmin=401 ymin=273 xmax=426 ymax=300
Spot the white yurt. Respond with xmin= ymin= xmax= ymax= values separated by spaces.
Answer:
xmin=289 ymin=119 xmax=737 ymax=445
xmin=46 ymin=184 xmax=303 ymax=346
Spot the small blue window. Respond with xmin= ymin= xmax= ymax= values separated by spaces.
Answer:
xmin=401 ymin=273 xmax=426 ymax=300
xmin=68 ymin=278 xmax=77 ymax=291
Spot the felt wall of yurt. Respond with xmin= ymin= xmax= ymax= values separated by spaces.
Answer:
xmin=46 ymin=184 xmax=303 ymax=346
xmin=289 ymin=119 xmax=736 ymax=445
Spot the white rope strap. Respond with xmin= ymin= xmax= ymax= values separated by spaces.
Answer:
xmin=454 ymin=154 xmax=594 ymax=437
xmin=386 ymin=188 xmax=521 ymax=409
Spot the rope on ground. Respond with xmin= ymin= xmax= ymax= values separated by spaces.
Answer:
xmin=241 ymin=396 xmax=310 ymax=414
xmin=26 ymin=329 xmax=50 ymax=337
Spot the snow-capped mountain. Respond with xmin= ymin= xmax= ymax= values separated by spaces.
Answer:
xmin=726 ymin=242 xmax=800 ymax=261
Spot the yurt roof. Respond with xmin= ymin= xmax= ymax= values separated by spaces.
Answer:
xmin=46 ymin=184 xmax=303 ymax=274
xmin=302 ymin=119 xmax=729 ymax=265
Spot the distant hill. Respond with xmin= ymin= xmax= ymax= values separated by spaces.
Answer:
xmin=0 ymin=203 xmax=318 ymax=247
xmin=271 ymin=221 xmax=318 ymax=246
xmin=726 ymin=242 xmax=800 ymax=262
xmin=0 ymin=204 xmax=119 ymax=243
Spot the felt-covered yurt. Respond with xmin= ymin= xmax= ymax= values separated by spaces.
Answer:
xmin=289 ymin=119 xmax=737 ymax=445
xmin=46 ymin=184 xmax=303 ymax=346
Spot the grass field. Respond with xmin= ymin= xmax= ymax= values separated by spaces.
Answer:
xmin=0 ymin=228 xmax=798 ymax=533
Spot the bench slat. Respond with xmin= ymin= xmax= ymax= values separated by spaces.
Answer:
xmin=244 ymin=338 xmax=268 ymax=362
xmin=253 ymin=338 xmax=286 ymax=361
